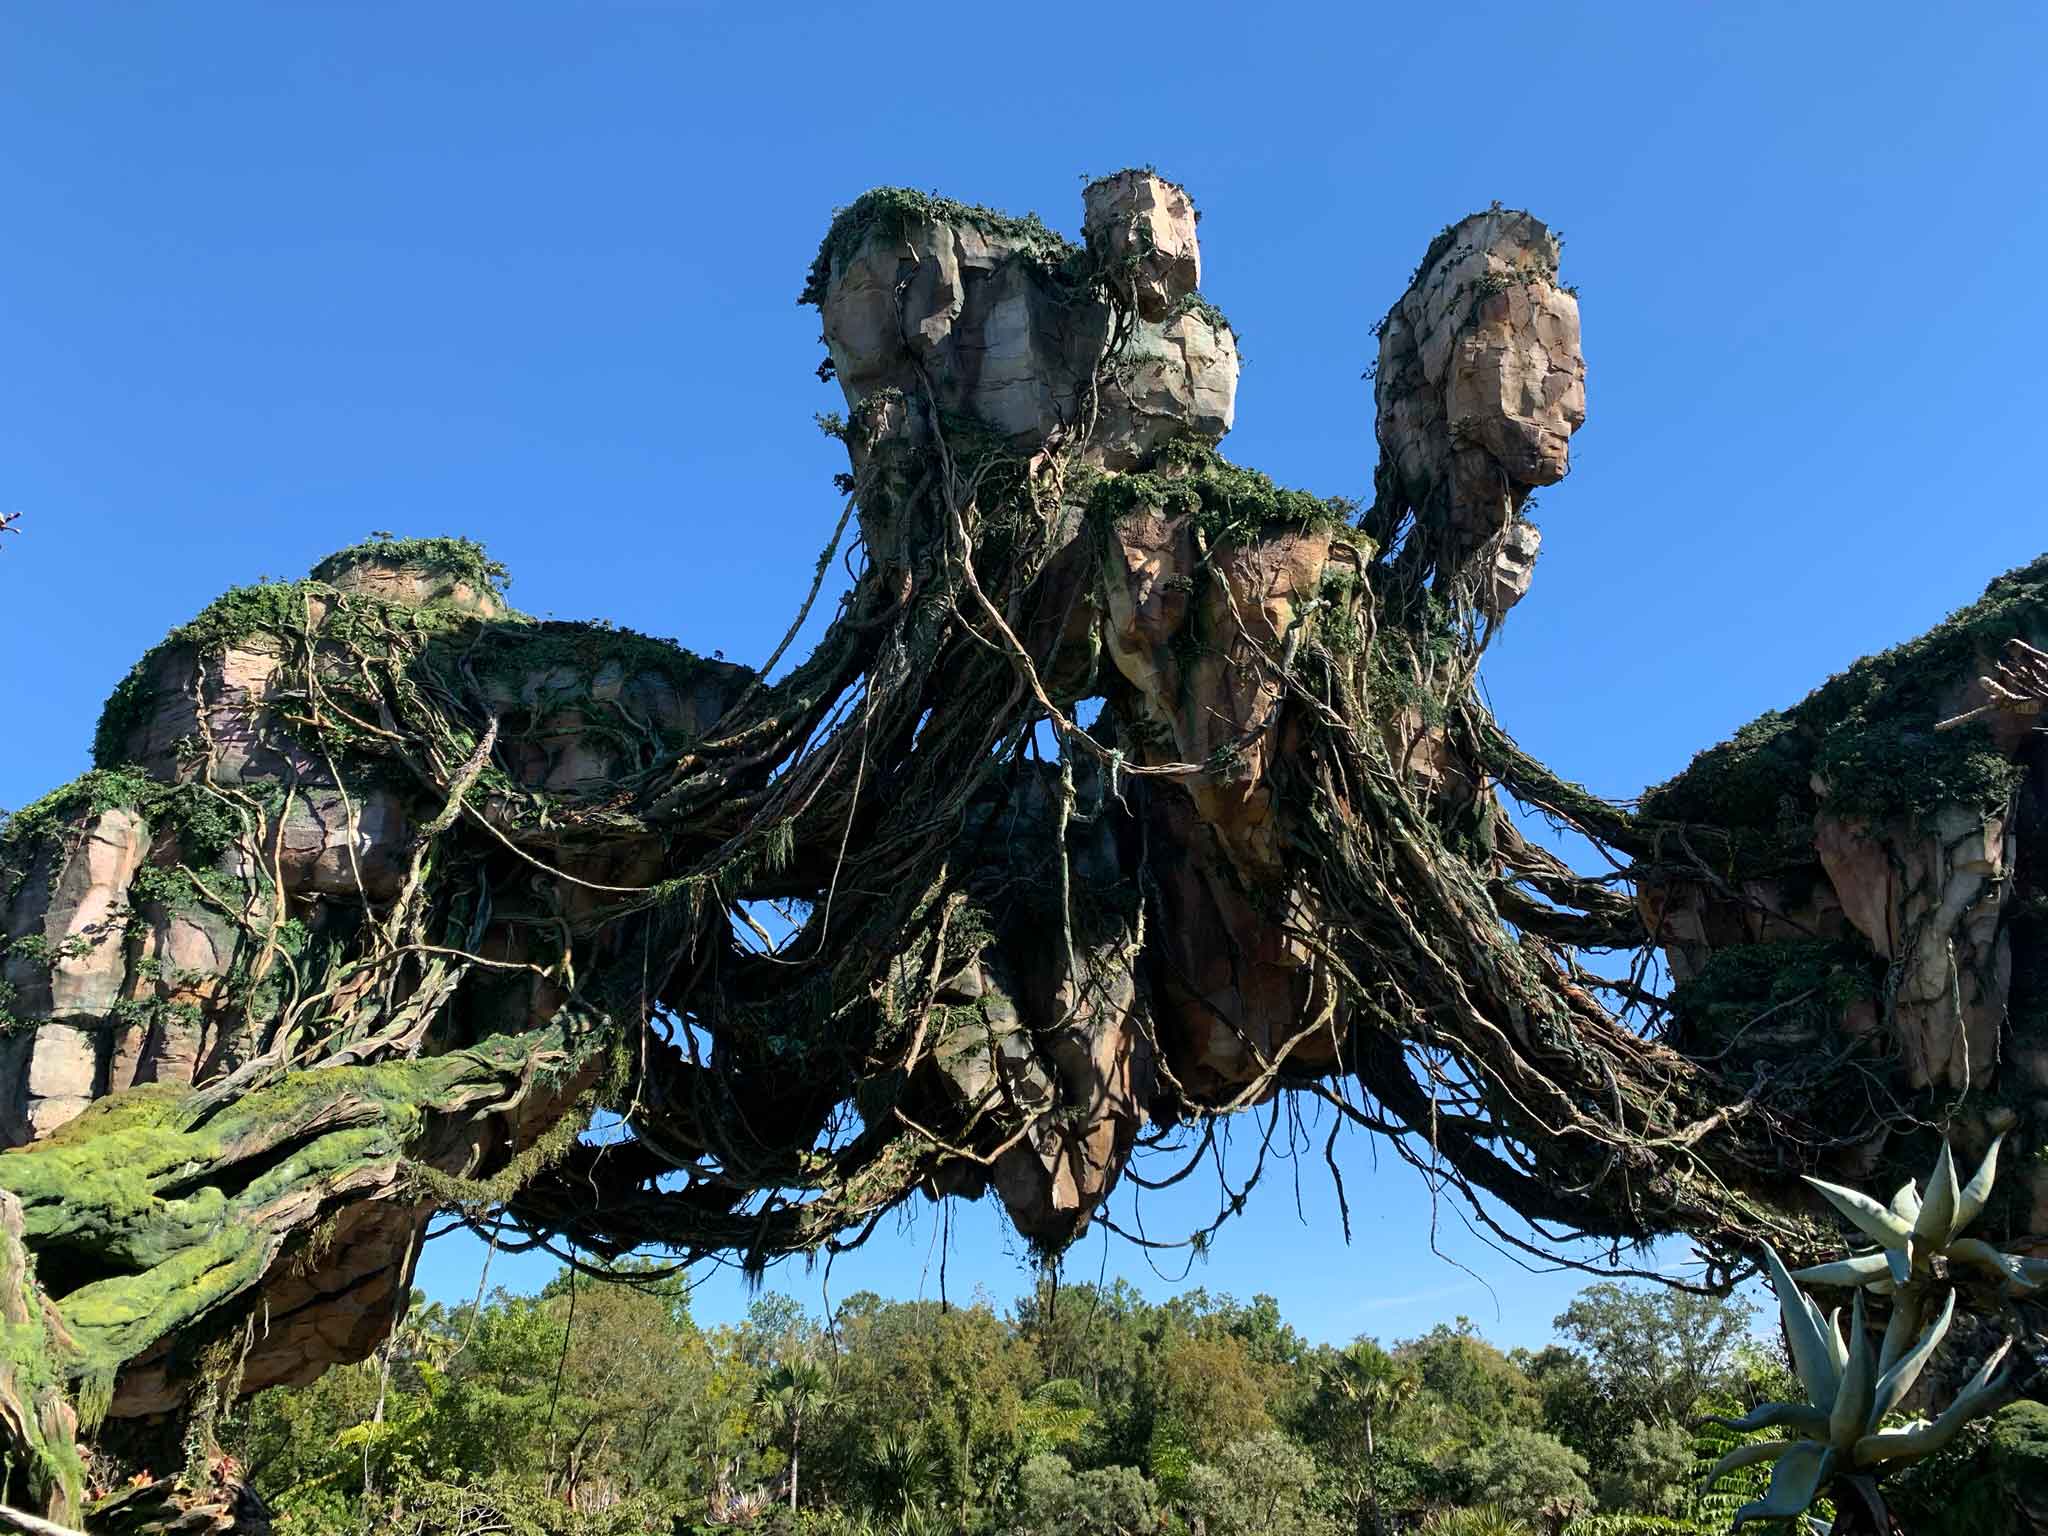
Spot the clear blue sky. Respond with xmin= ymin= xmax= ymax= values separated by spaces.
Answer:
xmin=4 ymin=2 xmax=2045 ymax=1351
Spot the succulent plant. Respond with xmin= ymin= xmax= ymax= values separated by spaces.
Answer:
xmin=1704 ymin=1244 xmax=2014 ymax=1528
xmin=1793 ymin=1134 xmax=2048 ymax=1296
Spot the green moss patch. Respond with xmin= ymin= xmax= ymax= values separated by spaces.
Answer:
xmin=1085 ymin=439 xmax=1357 ymax=547
xmin=800 ymin=187 xmax=1076 ymax=308
xmin=1643 ymin=554 xmax=2048 ymax=842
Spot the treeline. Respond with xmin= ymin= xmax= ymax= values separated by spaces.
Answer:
xmin=222 ymin=1264 xmax=2045 ymax=1536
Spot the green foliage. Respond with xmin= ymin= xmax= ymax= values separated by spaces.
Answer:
xmin=1085 ymin=437 xmax=1358 ymax=546
xmin=309 ymin=534 xmax=512 ymax=596
xmin=800 ymin=188 xmax=1075 ymax=308
xmin=1644 ymin=553 xmax=2048 ymax=844
xmin=1455 ymin=1424 xmax=1592 ymax=1512
xmin=1421 ymin=1506 xmax=1536 ymax=1536
xmin=1669 ymin=939 xmax=1878 ymax=1050
xmin=224 ymin=1269 xmax=1865 ymax=1535
xmin=1008 ymin=1454 xmax=1157 ymax=1536
xmin=1597 ymin=1420 xmax=1695 ymax=1516
xmin=1552 ymin=1283 xmax=1753 ymax=1432
xmin=1181 ymin=1431 xmax=1339 ymax=1536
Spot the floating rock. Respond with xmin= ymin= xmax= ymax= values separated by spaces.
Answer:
xmin=1374 ymin=208 xmax=1585 ymax=573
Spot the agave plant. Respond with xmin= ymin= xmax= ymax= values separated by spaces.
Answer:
xmin=1703 ymin=1245 xmax=2013 ymax=1527
xmin=1793 ymin=1134 xmax=2048 ymax=1296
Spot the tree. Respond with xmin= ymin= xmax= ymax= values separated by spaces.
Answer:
xmin=758 ymin=1358 xmax=834 ymax=1512
xmin=1455 ymin=1426 xmax=1592 ymax=1515
xmin=1311 ymin=1339 xmax=1418 ymax=1534
xmin=1598 ymin=1418 xmax=1695 ymax=1515
xmin=1552 ymin=1283 xmax=1752 ymax=1431
xmin=0 ymin=171 xmax=2042 ymax=1530
xmin=1010 ymin=1453 xmax=1158 ymax=1536
xmin=1181 ymin=1431 xmax=1340 ymax=1536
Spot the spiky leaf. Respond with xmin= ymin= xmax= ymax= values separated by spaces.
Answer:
xmin=1791 ymin=1251 xmax=1893 ymax=1288
xmin=1869 ymin=1288 xmax=1951 ymax=1424
xmin=1917 ymin=1140 xmax=1961 ymax=1245
xmin=1829 ymin=1292 xmax=1873 ymax=1449
xmin=1876 ymin=1288 xmax=1921 ymax=1377
xmin=1890 ymin=1180 xmax=1922 ymax=1225
xmin=1855 ymin=1338 xmax=2013 ymax=1468
xmin=1707 ymin=1402 xmax=1831 ymax=1436
xmin=1705 ymin=1437 xmax=1793 ymax=1489
xmin=1733 ymin=1441 xmax=1835 ymax=1529
xmin=1805 ymin=1175 xmax=1913 ymax=1249
xmin=1763 ymin=1245 xmax=1838 ymax=1404
xmin=1955 ymin=1132 xmax=2005 ymax=1232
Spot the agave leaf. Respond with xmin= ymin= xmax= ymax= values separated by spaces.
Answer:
xmin=1890 ymin=1179 xmax=1922 ymax=1224
xmin=1917 ymin=1140 xmax=1960 ymax=1245
xmin=1764 ymin=1245 xmax=1839 ymax=1404
xmin=1854 ymin=1422 xmax=1937 ymax=1466
xmin=1877 ymin=1287 xmax=1922 ymax=1377
xmin=1791 ymin=1251 xmax=1892 ymax=1288
xmin=1955 ymin=1132 xmax=2005 ymax=1232
xmin=1945 ymin=1237 xmax=2027 ymax=1288
xmin=1705 ymin=1437 xmax=1793 ymax=1489
xmin=1856 ymin=1339 xmax=2015 ymax=1468
xmin=1830 ymin=1291 xmax=1874 ymax=1448
xmin=1869 ymin=1288 xmax=1953 ymax=1423
xmin=1824 ymin=1307 xmax=1848 ymax=1379
xmin=2017 ymin=1257 xmax=2048 ymax=1294
xmin=1884 ymin=1240 xmax=1915 ymax=1288
xmin=1805 ymin=1175 xmax=1913 ymax=1249
xmin=1732 ymin=1441 xmax=1835 ymax=1529
xmin=1707 ymin=1402 xmax=1832 ymax=1436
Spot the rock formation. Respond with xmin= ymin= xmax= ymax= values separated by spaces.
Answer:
xmin=0 ymin=171 xmax=2042 ymax=1528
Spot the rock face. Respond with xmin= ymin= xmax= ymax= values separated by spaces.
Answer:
xmin=817 ymin=176 xmax=1237 ymax=476
xmin=922 ymin=762 xmax=1153 ymax=1251
xmin=1372 ymin=207 xmax=1585 ymax=589
xmin=1082 ymin=169 xmax=1201 ymax=323
xmin=1816 ymin=803 xmax=2013 ymax=1091
xmin=1643 ymin=571 xmax=2048 ymax=1230
xmin=0 ymin=550 xmax=748 ymax=1412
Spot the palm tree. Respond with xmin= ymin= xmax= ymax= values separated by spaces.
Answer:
xmin=758 ymin=1358 xmax=836 ymax=1512
xmin=1324 ymin=1341 xmax=1419 ymax=1535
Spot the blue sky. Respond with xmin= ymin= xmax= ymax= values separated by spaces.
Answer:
xmin=4 ymin=1 xmax=2045 ymax=1351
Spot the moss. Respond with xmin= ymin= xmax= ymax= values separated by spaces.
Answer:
xmin=1668 ymin=939 xmax=1878 ymax=1045
xmin=1085 ymin=438 xmax=1356 ymax=547
xmin=1643 ymin=554 xmax=2048 ymax=839
xmin=308 ymin=535 xmax=510 ymax=597
xmin=799 ymin=187 xmax=1077 ymax=308
xmin=0 ymin=767 xmax=157 ymax=855
xmin=1169 ymin=291 xmax=1232 ymax=335
xmin=93 ymin=539 xmax=516 ymax=768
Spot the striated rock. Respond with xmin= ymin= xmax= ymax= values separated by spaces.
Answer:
xmin=273 ymin=786 xmax=410 ymax=899
xmin=1096 ymin=498 xmax=1357 ymax=1096
xmin=1095 ymin=305 xmax=1239 ymax=470
xmin=1082 ymin=170 xmax=1201 ymax=323
xmin=817 ymin=181 xmax=1234 ymax=475
xmin=1815 ymin=803 xmax=2013 ymax=1090
xmin=103 ymin=633 xmax=305 ymax=786
xmin=819 ymin=205 xmax=1107 ymax=446
xmin=1486 ymin=517 xmax=1542 ymax=618
xmin=310 ymin=546 xmax=508 ymax=619
xmin=1373 ymin=207 xmax=1585 ymax=576
xmin=922 ymin=763 xmax=1153 ymax=1248
xmin=1 ymin=807 xmax=150 ymax=1139
xmin=1100 ymin=505 xmax=1341 ymax=876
